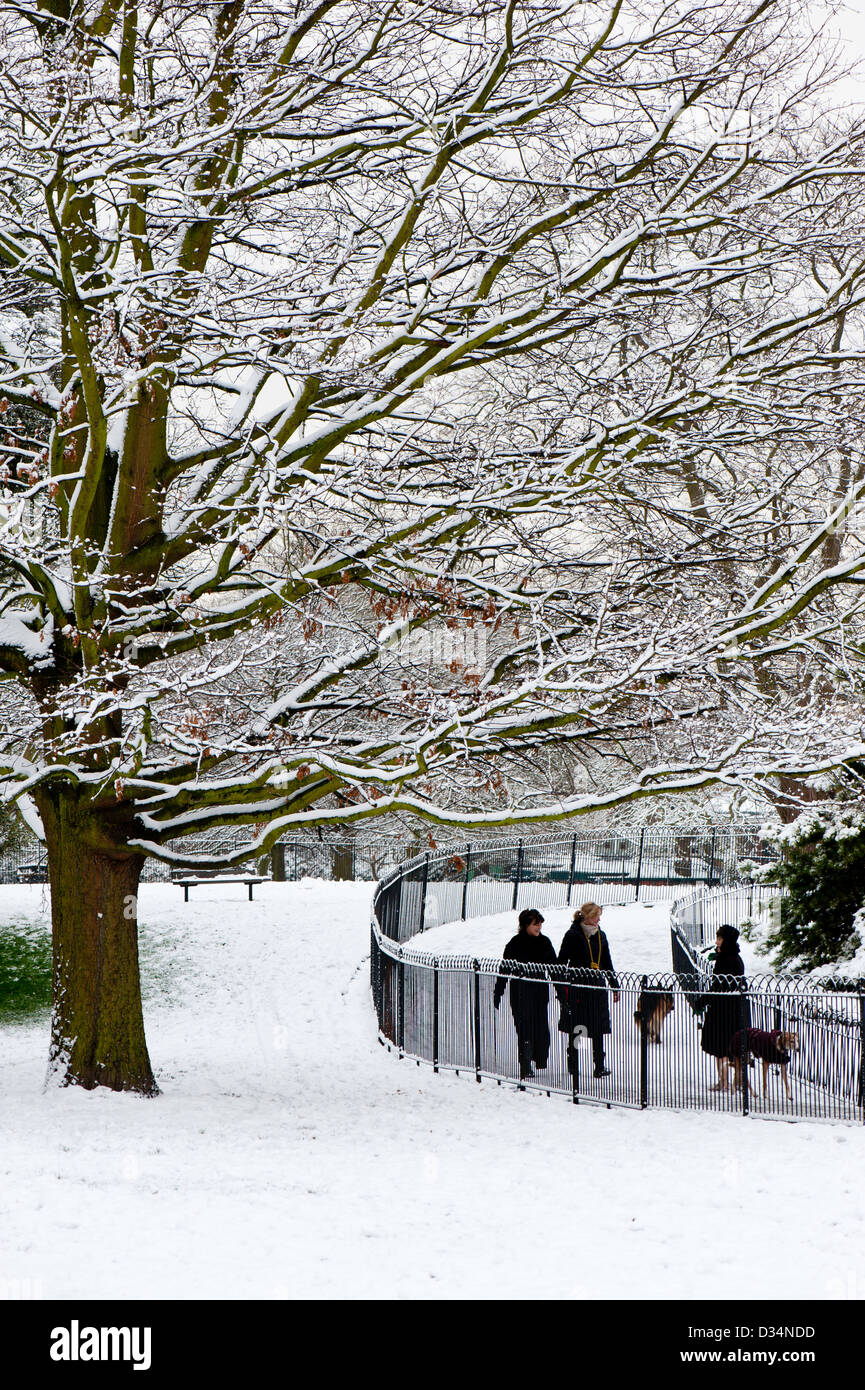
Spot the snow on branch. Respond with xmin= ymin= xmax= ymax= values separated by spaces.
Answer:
xmin=0 ymin=0 xmax=864 ymax=862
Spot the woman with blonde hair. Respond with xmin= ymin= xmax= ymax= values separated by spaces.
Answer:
xmin=557 ymin=902 xmax=620 ymax=1079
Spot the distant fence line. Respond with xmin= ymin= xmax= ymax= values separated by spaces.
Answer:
xmin=670 ymin=882 xmax=784 ymax=965
xmin=0 ymin=833 xmax=427 ymax=885
xmin=375 ymin=827 xmax=777 ymax=945
xmin=371 ymin=843 xmax=865 ymax=1125
xmin=0 ymin=823 xmax=774 ymax=886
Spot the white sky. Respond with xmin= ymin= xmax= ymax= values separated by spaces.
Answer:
xmin=831 ymin=0 xmax=865 ymax=97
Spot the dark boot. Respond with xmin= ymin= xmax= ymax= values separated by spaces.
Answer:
xmin=592 ymin=1035 xmax=610 ymax=1078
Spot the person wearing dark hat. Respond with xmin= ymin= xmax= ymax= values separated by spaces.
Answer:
xmin=493 ymin=908 xmax=557 ymax=1081
xmin=700 ymin=922 xmax=751 ymax=1091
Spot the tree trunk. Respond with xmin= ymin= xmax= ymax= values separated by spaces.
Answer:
xmin=332 ymin=844 xmax=354 ymax=881
xmin=772 ymin=777 xmax=830 ymax=824
xmin=35 ymin=786 xmax=157 ymax=1095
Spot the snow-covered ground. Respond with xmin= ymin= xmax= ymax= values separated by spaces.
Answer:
xmin=0 ymin=882 xmax=862 ymax=1301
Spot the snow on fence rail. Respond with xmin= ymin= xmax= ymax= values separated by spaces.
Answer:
xmin=371 ymin=845 xmax=865 ymax=1124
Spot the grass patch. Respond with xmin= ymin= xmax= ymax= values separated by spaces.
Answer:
xmin=139 ymin=919 xmax=192 ymax=1006
xmin=0 ymin=922 xmax=52 ymax=1023
xmin=0 ymin=911 xmax=190 ymax=1024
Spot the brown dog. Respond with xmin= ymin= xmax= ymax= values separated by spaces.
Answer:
xmin=634 ymin=990 xmax=674 ymax=1044
xmin=730 ymin=1028 xmax=799 ymax=1099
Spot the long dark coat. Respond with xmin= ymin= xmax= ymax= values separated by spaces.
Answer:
xmin=493 ymin=931 xmax=557 ymax=1065
xmin=557 ymin=926 xmax=619 ymax=1038
xmin=493 ymin=931 xmax=557 ymax=1013
xmin=700 ymin=949 xmax=751 ymax=1059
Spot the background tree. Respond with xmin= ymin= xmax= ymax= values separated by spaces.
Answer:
xmin=1 ymin=0 xmax=865 ymax=1092
xmin=756 ymin=807 xmax=865 ymax=971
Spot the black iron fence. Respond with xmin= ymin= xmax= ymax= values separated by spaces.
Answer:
xmin=668 ymin=884 xmax=865 ymax=1122
xmin=1 ymin=823 xmax=775 ymax=886
xmin=378 ymin=828 xmax=777 ymax=943
xmin=671 ymin=882 xmax=782 ymax=955
xmin=371 ymin=846 xmax=864 ymax=1124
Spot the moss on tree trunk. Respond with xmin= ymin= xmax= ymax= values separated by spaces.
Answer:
xmin=35 ymin=785 xmax=157 ymax=1095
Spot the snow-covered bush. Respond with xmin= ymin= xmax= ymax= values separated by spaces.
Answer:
xmin=758 ymin=809 xmax=865 ymax=973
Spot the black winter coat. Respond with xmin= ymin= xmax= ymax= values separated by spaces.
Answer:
xmin=557 ymin=926 xmax=619 ymax=1038
xmin=700 ymin=948 xmax=751 ymax=1059
xmin=493 ymin=931 xmax=557 ymax=1021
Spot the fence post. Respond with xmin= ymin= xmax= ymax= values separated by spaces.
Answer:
xmin=395 ymin=870 xmax=404 ymax=941
xmin=634 ymin=829 xmax=645 ymax=901
xmin=371 ymin=925 xmax=380 ymax=1025
xmin=639 ymin=974 xmax=649 ymax=1108
xmin=418 ymin=852 xmax=430 ymax=933
xmin=570 ymin=978 xmax=579 ymax=1104
xmin=512 ymin=839 xmax=524 ymax=911
xmin=397 ymin=950 xmax=408 ymax=1056
xmin=461 ymin=844 xmax=472 ymax=921
xmin=433 ymin=957 xmax=440 ymax=1074
xmin=858 ymin=987 xmax=865 ymax=1123
xmin=473 ymin=959 xmax=482 ymax=1083
xmin=709 ymin=828 xmax=717 ymax=887
xmin=397 ymin=948 xmax=405 ymax=1059
xmin=739 ymin=990 xmax=749 ymax=1117
xmin=566 ymin=833 xmax=577 ymax=906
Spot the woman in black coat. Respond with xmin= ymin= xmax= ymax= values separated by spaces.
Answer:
xmin=493 ymin=908 xmax=557 ymax=1080
xmin=700 ymin=923 xmax=751 ymax=1090
xmin=557 ymin=902 xmax=619 ymax=1078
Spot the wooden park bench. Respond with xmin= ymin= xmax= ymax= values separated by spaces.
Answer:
xmin=170 ymin=867 xmax=270 ymax=902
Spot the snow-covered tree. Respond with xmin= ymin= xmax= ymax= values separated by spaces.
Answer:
xmin=756 ymin=807 xmax=865 ymax=971
xmin=2 ymin=0 xmax=865 ymax=1092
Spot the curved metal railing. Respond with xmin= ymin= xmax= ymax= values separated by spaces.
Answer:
xmin=370 ymin=836 xmax=864 ymax=1123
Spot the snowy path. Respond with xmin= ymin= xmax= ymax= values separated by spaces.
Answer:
xmin=0 ymin=882 xmax=862 ymax=1301
xmin=405 ymin=896 xmax=765 ymax=974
